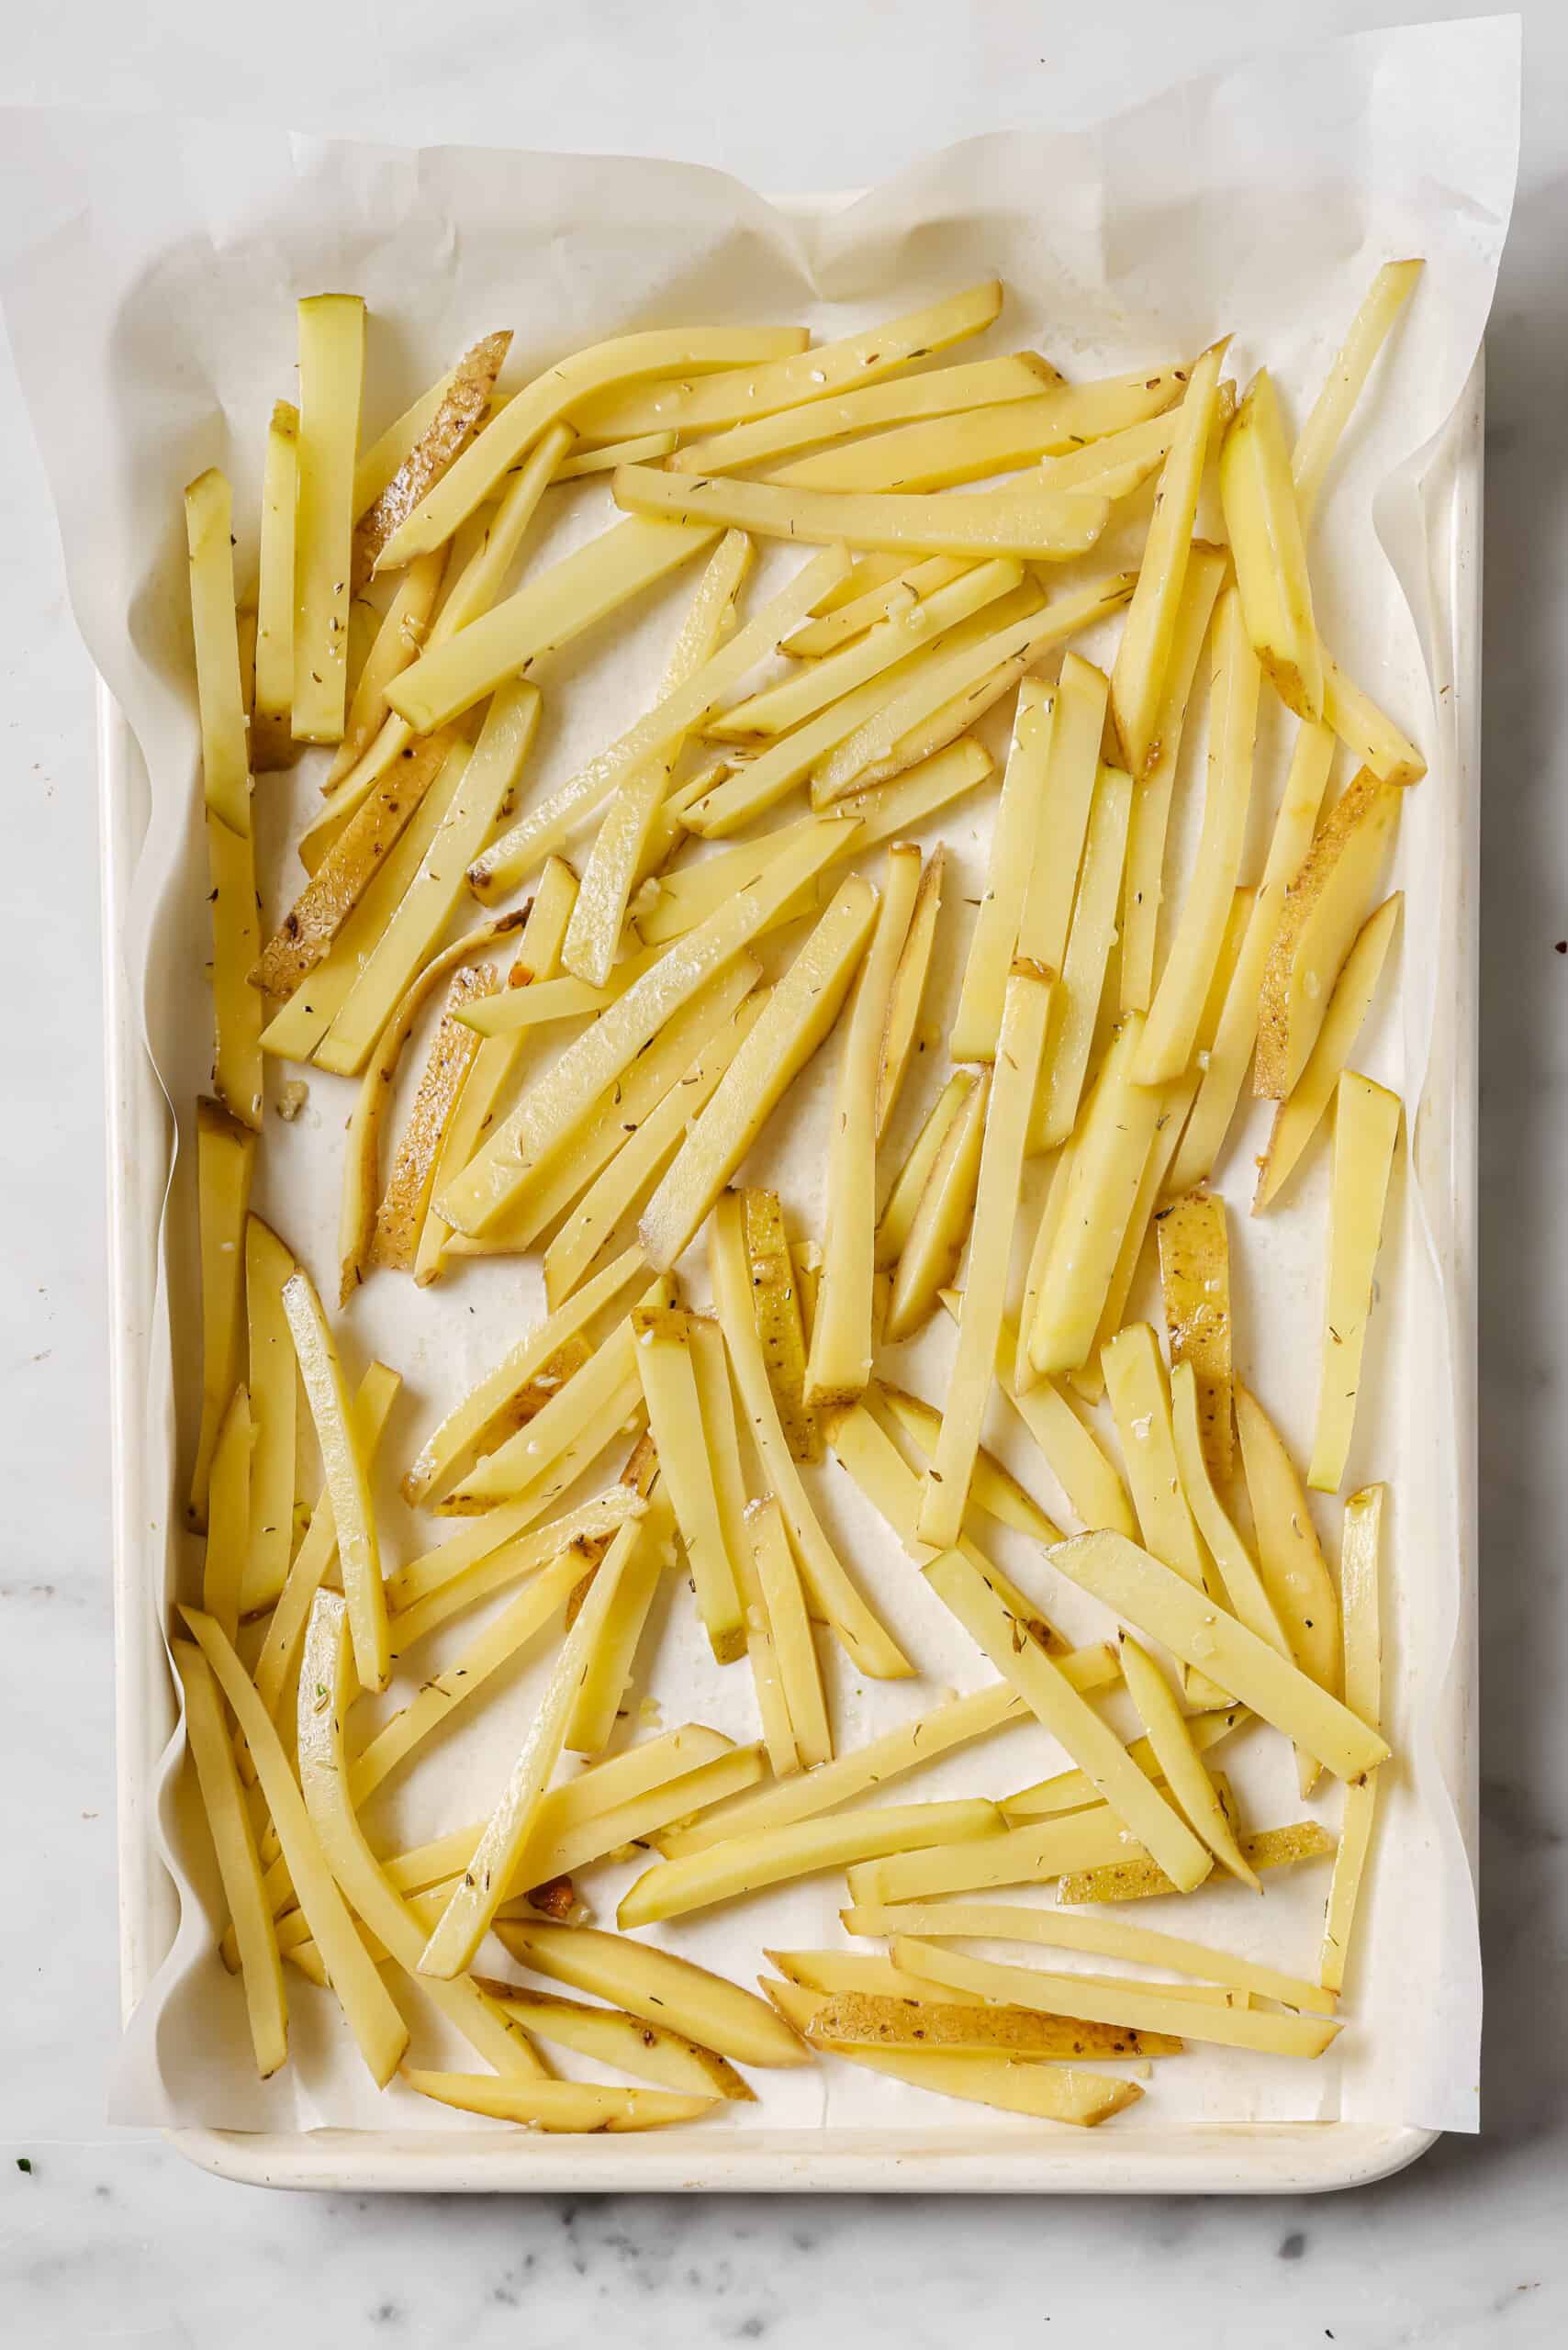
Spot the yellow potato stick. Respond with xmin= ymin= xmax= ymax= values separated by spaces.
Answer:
xmin=1321 ymin=1483 xmax=1385 ymax=1991
xmin=1027 ymin=1018 xmax=1167 ymax=1375
xmin=1059 ymin=1817 xmax=1336 ymax=1905
xmin=353 ymin=366 xmax=454 ymax=519
xmin=785 ymin=555 xmax=969 ymax=658
xmin=877 ymin=1383 xmax=1060 ymax=1544
xmin=802 ymin=1989 xmax=1175 ymax=2060
xmin=1030 ymin=763 xmax=1133 ymax=1151
xmin=710 ymin=1194 xmax=912 ymax=1678
xmin=203 ymin=808 xmax=266 ymax=1134
xmin=1048 ymin=1529 xmax=1386 ymax=1779
xmin=1120 ymin=543 xmax=1227 ymax=1013
xmin=1103 ymin=1322 xmax=1228 ymax=1707
xmin=281 ymin=1267 xmax=388 ymax=1694
xmin=553 ymin=429 xmax=678 ymax=476
xmin=1310 ymin=1074 xmax=1401 ymax=1492
xmin=189 ymin=1098 xmax=256 ymax=1529
xmin=291 ymin=295 xmax=365 ymax=743
xmin=472 ymin=1981 xmax=753 ymax=2101
xmin=1219 ymin=369 xmax=1322 ymax=719
xmin=878 ymin=847 xmax=946 ymax=1138
xmin=942 ymin=1303 xmax=1137 ymax=1538
xmin=172 ymin=1639 xmax=287 ymax=2077
xmin=1294 ymin=262 xmax=1424 ymax=527
xmin=1166 ymin=719 xmax=1337 ymax=1192
xmin=633 ymin=1306 xmax=746 ymax=1662
xmin=1156 ymin=1189 xmax=1233 ymax=1482
xmin=1254 ymin=766 xmax=1402 ymax=1100
xmin=621 ymin=1797 xmax=1002 ymax=1928
xmin=494 ymin=1919 xmax=810 ymax=2070
xmin=201 ymin=1385 xmax=253 ymax=1647
xmin=1108 ymin=341 xmax=1228 ymax=777
xmin=565 ymin=1499 xmax=676 ymax=1754
xmin=766 ymin=1949 xmax=964 ymax=2003
xmin=876 ymin=1073 xmax=974 ymax=1269
xmin=1169 ymin=1363 xmax=1294 ymax=1666
xmin=1234 ymin=1381 xmax=1340 ymax=1793
xmin=353 ymin=333 xmax=510 ymax=588
xmin=615 ymin=464 xmax=1112 ymax=563
xmin=446 ymin=1315 xmax=641 ymax=1511
xmin=403 ymin=2068 xmax=718 ymax=2132
xmin=252 ymin=401 xmax=298 ymax=769
xmin=1255 ymin=892 xmax=1401 ymax=1211
xmin=1038 ymin=382 xmax=1234 ymax=500
xmin=326 ymin=549 xmax=448 ymax=788
xmin=949 ymin=682 xmax=1055 ymax=1064
xmin=885 ymin=1063 xmax=989 ymax=1343
xmin=748 ymin=1495 xmax=833 ymax=1770
xmin=1134 ymin=588 xmax=1260 ymax=1084
xmin=1321 ymin=653 xmax=1427 ymax=788
xmin=674 ymin=352 xmax=1053 ymax=479
xmin=1000 ymin=1702 xmax=1248 ymax=1819
xmin=740 ymin=1188 xmax=819 ymax=1464
xmin=372 ymin=966 xmax=494 ymax=1270
xmin=1116 ymin=1635 xmax=1259 ymax=1887
xmin=184 ymin=467 xmax=252 ymax=834
xmin=848 ymin=1802 xmax=1159 ymax=1908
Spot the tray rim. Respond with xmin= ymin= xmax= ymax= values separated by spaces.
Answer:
xmin=99 ymin=319 xmax=1481 ymax=2199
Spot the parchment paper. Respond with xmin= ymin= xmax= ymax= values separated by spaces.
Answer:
xmin=0 ymin=14 xmax=1516 ymax=2139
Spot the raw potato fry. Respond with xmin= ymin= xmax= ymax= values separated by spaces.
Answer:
xmin=252 ymin=400 xmax=297 ymax=769
xmin=1116 ymin=1636 xmax=1259 ymax=1887
xmin=949 ymin=682 xmax=1054 ymax=1063
xmin=336 ymin=911 xmax=526 ymax=1304
xmin=1103 ymin=1323 xmax=1227 ymax=1707
xmin=317 ymin=687 xmax=541 ymax=1076
xmin=1026 ymin=1017 xmax=1167 ymax=1375
xmin=203 ymin=809 xmax=266 ymax=1133
xmin=523 ymin=1743 xmax=766 ymax=1882
xmin=1170 ymin=1364 xmax=1294 ymax=1666
xmin=878 ymin=1384 xmax=1060 ymax=1544
xmin=917 ymin=964 xmax=1052 ymax=1548
xmin=472 ymin=1984 xmax=753 ymax=2100
xmin=748 ymin=1495 xmax=833 ymax=1770
xmin=847 ymin=1802 xmax=1166 ymax=1908
xmin=182 ymin=1606 xmax=409 ymax=2085
xmin=876 ymin=1073 xmax=974 ymax=1269
xmin=1256 ymin=892 xmax=1401 ymax=1211
xmin=1037 ymin=382 xmax=1235 ymax=499
xmin=445 ymin=1314 xmax=642 ymax=1511
xmin=353 ymin=368 xmax=454 ymax=520
xmin=711 ymin=1194 xmax=912 ymax=1679
xmin=1294 ymin=262 xmax=1424 ymax=526
xmin=495 ymin=1919 xmax=812 ymax=2069
xmin=921 ymin=1546 xmax=1213 ymax=1893
xmin=731 ymin=1522 xmax=798 ymax=1781
xmin=389 ymin=1496 xmax=649 ymax=1658
xmin=281 ymin=1267 xmax=388 ymax=1694
xmin=240 ymin=1217 xmax=296 ymax=1617
xmin=765 ymin=1978 xmax=1141 ymax=2127
xmin=633 ymin=1306 xmax=745 ymax=1663
xmin=1133 ymin=588 xmax=1260 ymax=1084
xmin=578 ymin=285 xmax=1002 ymax=442
xmin=673 ymin=352 xmax=1054 ymax=479
xmin=943 ymin=1304 xmax=1137 ymax=1539
xmin=291 ymin=295 xmax=365 ymax=743
xmin=402 ymin=2069 xmax=715 ymax=2133
xmin=878 ymin=847 xmax=945 ymax=1135
xmin=325 ymin=550 xmax=447 ymax=788
xmin=1157 ymin=1190 xmax=1233 ymax=1481
xmin=1321 ymin=654 xmax=1427 ymax=788
xmin=893 ymin=1942 xmax=1338 ymax=2060
xmin=1321 ymin=1483 xmax=1385 ymax=1991
xmin=1000 ymin=1702 xmax=1247 ymax=1818
xmin=804 ymin=1990 xmax=1172 ymax=2060
xmin=1059 ymin=1818 xmax=1336 ymax=1907
xmin=744 ymin=1187 xmax=819 ymax=1464
xmin=353 ymin=330 xmax=510 ymax=590
xmin=1166 ymin=720 xmax=1338 ymax=1192
xmin=620 ymin=1798 xmax=1002 ymax=1928
xmin=172 ymin=1639 xmax=287 ymax=2077
xmin=376 ymin=327 xmax=805 ymax=569
xmin=463 ymin=544 xmax=849 ymax=886
xmin=1031 ymin=763 xmax=1133 ymax=1151
xmin=372 ymin=965 xmax=494 ymax=1270
xmin=885 ymin=1066 xmax=989 ymax=1342
xmin=1234 ymin=1378 xmax=1342 ymax=1775
xmin=1047 ymin=1530 xmax=1386 ymax=1780
xmin=1015 ymin=1135 xmax=1079 ymax=1385
xmin=786 ymin=555 xmax=969 ymax=659
xmin=416 ymin=1535 xmax=633 ymax=1978
xmin=772 ymin=366 xmax=1188 ymax=494
xmin=1108 ymin=341 xmax=1228 ymax=777
xmin=1119 ymin=544 xmax=1227 ymax=1014
xmin=1310 ymin=1074 xmax=1401 ymax=1492
xmin=614 ymin=464 xmax=1112 ymax=563
xmin=1219 ymin=369 xmax=1323 ymax=719
xmin=643 ymin=877 xmax=879 ymax=1278
xmin=550 ymin=430 xmax=678 ymax=476
xmin=189 ymin=1098 xmax=256 ymax=1528
xmin=767 ymin=1948 xmax=963 ymax=2002
xmin=566 ymin=532 xmax=756 ymax=989
xmin=565 ymin=1499 xmax=676 ymax=1755
xmin=403 ymin=1244 xmax=644 ymax=1505
xmin=201 ymin=1389 xmax=252 ymax=1643
xmin=1255 ymin=769 xmax=1402 ymax=1099
xmin=439 ymin=819 xmax=855 ymax=1237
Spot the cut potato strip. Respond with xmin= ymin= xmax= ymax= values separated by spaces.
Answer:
xmin=552 ymin=429 xmax=677 ymax=477
xmin=292 ymin=294 xmax=365 ymax=743
xmin=644 ymin=877 xmax=879 ymax=1279
xmin=493 ymin=1919 xmax=811 ymax=2069
xmin=1134 ymin=587 xmax=1260 ymax=1084
xmin=1294 ymin=263 xmax=1424 ymax=526
xmin=463 ymin=543 xmax=848 ymax=890
xmin=172 ymin=1639 xmax=287 ymax=2077
xmin=885 ymin=1065 xmax=989 ymax=1342
xmin=473 ymin=1984 xmax=752 ymax=2099
xmin=275 ymin=1265 xmax=386 ymax=1694
xmin=874 ymin=854 xmax=944 ymax=1132
xmin=917 ymin=964 xmax=1052 ymax=1549
xmin=1117 ymin=1636 xmax=1259 ymax=1887
xmin=1255 ymin=892 xmax=1401 ymax=1210
xmin=1321 ymin=1483 xmax=1385 ymax=1991
xmin=1108 ymin=341 xmax=1228 ymax=778
xmin=446 ymin=1314 xmax=642 ymax=1510
xmin=241 ymin=1215 xmax=297 ymax=1615
xmin=786 ymin=555 xmax=970 ymax=659
xmin=1219 ymin=369 xmax=1322 ymax=719
xmin=440 ymin=820 xmax=853 ymax=1237
xmin=182 ymin=1605 xmax=409 ymax=2086
xmin=1166 ymin=718 xmax=1337 ymax=1191
xmin=1047 ymin=1529 xmax=1386 ymax=1780
xmin=615 ymin=464 xmax=1112 ymax=563
xmin=1037 ymin=383 xmax=1233 ymax=500
xmin=772 ymin=366 xmax=1187 ymax=494
xmin=1060 ymin=1818 xmax=1336 ymax=1906
xmin=372 ymin=965 xmax=494 ymax=1270
xmin=1030 ymin=763 xmax=1132 ymax=1151
xmin=804 ymin=1989 xmax=1174 ymax=2060
xmin=767 ymin=1948 xmax=965 ymax=2002
xmin=1255 ymin=767 xmax=1402 ymax=1100
xmin=252 ymin=400 xmax=298 ymax=769
xmin=877 ymin=1384 xmax=1060 ymax=1544
xmin=203 ymin=810 xmax=266 ymax=1134
xmin=766 ymin=1978 xmax=1140 ymax=2127
xmin=1015 ymin=1136 xmax=1082 ymax=1387
xmin=674 ymin=352 xmax=1053 ymax=480
xmin=1119 ymin=543 xmax=1227 ymax=1014
xmin=353 ymin=369 xmax=454 ymax=520
xmin=1310 ymin=1074 xmax=1400 ymax=1492
xmin=355 ymin=331 xmax=508 ymax=583
xmin=1001 ymin=1702 xmax=1247 ymax=1818
xmin=949 ymin=682 xmax=1054 ymax=1063
xmin=1026 ymin=1017 xmax=1167 ymax=1375
xmin=848 ymin=1802 xmax=1157 ymax=1908
xmin=922 ymin=1547 xmax=1212 ymax=1893
xmin=1157 ymin=1190 xmax=1233 ymax=1482
xmin=620 ymin=1797 xmax=1002 ymax=1928
xmin=846 ymin=1898 xmax=1331 ymax=2014
xmin=375 ymin=327 xmax=804 ymax=569
xmin=565 ymin=1498 xmax=676 ymax=1754
xmin=1234 ymin=1378 xmax=1341 ymax=1732
xmin=1321 ymin=654 xmax=1427 ymax=788
xmin=190 ymin=1099 xmax=256 ymax=1529
xmin=748 ymin=1495 xmax=833 ymax=1770
xmin=710 ymin=1193 xmax=912 ymax=1678
xmin=633 ymin=1306 xmax=745 ymax=1662
xmin=185 ymin=469 xmax=263 ymax=1114
xmin=938 ymin=1302 xmax=1137 ymax=1539
xmin=743 ymin=1187 xmax=819 ymax=1464
xmin=893 ymin=1942 xmax=1338 ymax=2059
xmin=324 ymin=551 xmax=447 ymax=789
xmin=876 ymin=1073 xmax=973 ymax=1270
xmin=1170 ymin=1364 xmax=1294 ymax=1669
xmin=403 ymin=2069 xmax=715 ymax=2132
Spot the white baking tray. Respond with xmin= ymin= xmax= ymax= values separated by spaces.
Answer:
xmin=100 ymin=344 xmax=1482 ymax=2197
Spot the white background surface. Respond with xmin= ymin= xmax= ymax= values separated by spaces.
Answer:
xmin=0 ymin=5 xmax=1561 ymax=2344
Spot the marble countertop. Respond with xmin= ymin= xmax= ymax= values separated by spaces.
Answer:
xmin=2 ymin=6 xmax=1562 ymax=2343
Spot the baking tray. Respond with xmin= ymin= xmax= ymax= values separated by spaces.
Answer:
xmin=100 ymin=327 xmax=1482 ymax=2197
